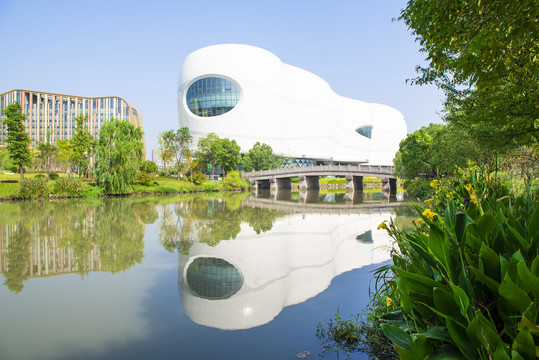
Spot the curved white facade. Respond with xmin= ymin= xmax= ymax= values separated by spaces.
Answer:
xmin=178 ymin=44 xmax=407 ymax=166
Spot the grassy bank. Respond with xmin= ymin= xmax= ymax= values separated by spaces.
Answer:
xmin=0 ymin=171 xmax=250 ymax=200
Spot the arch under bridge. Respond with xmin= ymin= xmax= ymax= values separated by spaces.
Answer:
xmin=242 ymin=164 xmax=397 ymax=194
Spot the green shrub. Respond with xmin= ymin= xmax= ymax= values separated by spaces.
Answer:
xmin=223 ymin=170 xmax=251 ymax=190
xmin=18 ymin=177 xmax=50 ymax=198
xmin=191 ymin=171 xmax=207 ymax=185
xmin=135 ymin=171 xmax=154 ymax=186
xmin=139 ymin=160 xmax=159 ymax=174
xmin=9 ymin=165 xmax=18 ymax=173
xmin=203 ymin=182 xmax=221 ymax=192
xmin=52 ymin=177 xmax=86 ymax=197
xmin=377 ymin=166 xmax=538 ymax=359
xmin=34 ymin=174 xmax=45 ymax=179
xmin=48 ymin=172 xmax=59 ymax=180
xmin=403 ymin=178 xmax=431 ymax=198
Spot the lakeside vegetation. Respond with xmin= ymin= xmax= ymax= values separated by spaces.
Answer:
xmin=317 ymin=0 xmax=538 ymax=358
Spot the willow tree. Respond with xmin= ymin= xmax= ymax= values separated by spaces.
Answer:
xmin=94 ymin=119 xmax=144 ymax=194
xmin=2 ymin=103 xmax=31 ymax=179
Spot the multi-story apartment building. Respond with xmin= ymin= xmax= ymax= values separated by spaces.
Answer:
xmin=0 ymin=89 xmax=144 ymax=149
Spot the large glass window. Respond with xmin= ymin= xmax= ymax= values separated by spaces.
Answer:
xmin=186 ymin=76 xmax=240 ymax=117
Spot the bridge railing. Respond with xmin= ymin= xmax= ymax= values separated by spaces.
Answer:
xmin=243 ymin=164 xmax=395 ymax=178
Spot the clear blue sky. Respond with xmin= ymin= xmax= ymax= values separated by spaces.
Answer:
xmin=0 ymin=0 xmax=444 ymax=158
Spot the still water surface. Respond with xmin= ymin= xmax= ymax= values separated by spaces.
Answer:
xmin=0 ymin=191 xmax=408 ymax=360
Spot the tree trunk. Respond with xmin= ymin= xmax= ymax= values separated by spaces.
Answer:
xmin=19 ymin=165 xmax=24 ymax=180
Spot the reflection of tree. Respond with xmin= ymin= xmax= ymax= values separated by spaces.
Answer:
xmin=2 ymin=223 xmax=31 ymax=293
xmin=0 ymin=197 xmax=153 ymax=292
xmin=241 ymin=207 xmax=284 ymax=234
xmin=157 ymin=193 xmax=286 ymax=254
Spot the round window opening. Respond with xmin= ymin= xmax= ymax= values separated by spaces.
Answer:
xmin=186 ymin=77 xmax=241 ymax=117
xmin=186 ymin=257 xmax=243 ymax=299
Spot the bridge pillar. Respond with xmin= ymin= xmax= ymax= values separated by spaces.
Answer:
xmin=270 ymin=177 xmax=291 ymax=191
xmin=345 ymin=176 xmax=363 ymax=193
xmin=255 ymin=179 xmax=270 ymax=189
xmin=299 ymin=176 xmax=319 ymax=191
xmin=381 ymin=178 xmax=397 ymax=195
xmin=300 ymin=190 xmax=320 ymax=203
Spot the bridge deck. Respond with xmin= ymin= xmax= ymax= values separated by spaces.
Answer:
xmin=243 ymin=164 xmax=395 ymax=180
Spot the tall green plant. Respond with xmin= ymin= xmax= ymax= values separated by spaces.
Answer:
xmin=2 ymin=103 xmax=31 ymax=179
xmin=378 ymin=167 xmax=538 ymax=359
xmin=94 ymin=119 xmax=144 ymax=194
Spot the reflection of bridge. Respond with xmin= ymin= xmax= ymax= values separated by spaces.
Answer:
xmin=243 ymin=164 xmax=397 ymax=193
xmin=243 ymin=191 xmax=400 ymax=215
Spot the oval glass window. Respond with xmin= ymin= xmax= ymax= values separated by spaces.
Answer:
xmin=185 ymin=77 xmax=241 ymax=117
xmin=186 ymin=257 xmax=243 ymax=299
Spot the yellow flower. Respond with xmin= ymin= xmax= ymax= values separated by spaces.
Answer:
xmin=465 ymin=184 xmax=473 ymax=193
xmin=377 ymin=220 xmax=389 ymax=231
xmin=470 ymin=191 xmax=479 ymax=205
xmin=422 ymin=208 xmax=438 ymax=220
xmin=414 ymin=219 xmax=423 ymax=227
xmin=386 ymin=297 xmax=393 ymax=307
xmin=424 ymin=198 xmax=433 ymax=206
xmin=430 ymin=179 xmax=439 ymax=188
xmin=446 ymin=194 xmax=451 ymax=198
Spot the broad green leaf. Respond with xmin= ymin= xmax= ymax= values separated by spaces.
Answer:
xmin=452 ymin=285 xmax=470 ymax=320
xmin=507 ymin=225 xmax=529 ymax=253
xmin=492 ymin=342 xmax=511 ymax=360
xmin=396 ymin=277 xmax=412 ymax=314
xmin=446 ymin=320 xmax=477 ymax=360
xmin=517 ymin=316 xmax=539 ymax=336
xmin=465 ymin=313 xmax=501 ymax=353
xmin=427 ymin=345 xmax=465 ymax=359
xmin=470 ymin=266 xmax=500 ymax=293
xmin=476 ymin=214 xmax=500 ymax=243
xmin=409 ymin=241 xmax=440 ymax=270
xmin=499 ymin=273 xmax=532 ymax=313
xmin=455 ymin=212 xmax=473 ymax=244
xmin=516 ymin=261 xmax=539 ymax=299
xmin=417 ymin=326 xmax=453 ymax=343
xmin=531 ymin=256 xmax=539 ymax=277
xmin=399 ymin=271 xmax=440 ymax=295
xmin=381 ymin=323 xmax=413 ymax=350
xmin=429 ymin=224 xmax=450 ymax=273
xmin=401 ymin=335 xmax=433 ymax=360
xmin=512 ymin=328 xmax=535 ymax=360
xmin=527 ymin=206 xmax=539 ymax=240
xmin=480 ymin=244 xmax=500 ymax=281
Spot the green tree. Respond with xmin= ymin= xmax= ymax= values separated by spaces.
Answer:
xmin=2 ymin=103 xmax=31 ymax=179
xmin=399 ymin=0 xmax=539 ymax=151
xmin=394 ymin=123 xmax=486 ymax=180
xmin=242 ymin=142 xmax=278 ymax=172
xmin=214 ymin=138 xmax=241 ymax=177
xmin=56 ymin=139 xmax=74 ymax=175
xmin=140 ymin=160 xmax=159 ymax=174
xmin=173 ymin=127 xmax=193 ymax=180
xmin=157 ymin=130 xmax=176 ymax=175
xmin=36 ymin=141 xmax=57 ymax=173
xmin=94 ymin=119 xmax=144 ymax=194
xmin=71 ymin=114 xmax=95 ymax=178
xmin=195 ymin=132 xmax=220 ymax=176
xmin=399 ymin=0 xmax=538 ymax=89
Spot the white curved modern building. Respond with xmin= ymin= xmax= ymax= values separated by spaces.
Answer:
xmin=178 ymin=44 xmax=406 ymax=166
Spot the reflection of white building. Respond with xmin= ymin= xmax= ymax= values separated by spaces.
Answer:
xmin=177 ymin=44 xmax=407 ymax=166
xmin=177 ymin=209 xmax=393 ymax=330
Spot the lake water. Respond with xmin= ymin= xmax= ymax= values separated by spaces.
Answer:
xmin=0 ymin=190 xmax=409 ymax=360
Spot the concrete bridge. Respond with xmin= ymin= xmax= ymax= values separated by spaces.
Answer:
xmin=243 ymin=164 xmax=397 ymax=194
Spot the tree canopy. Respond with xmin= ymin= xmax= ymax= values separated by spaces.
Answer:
xmin=2 ymin=103 xmax=31 ymax=178
xmin=195 ymin=132 xmax=220 ymax=176
xmin=70 ymin=114 xmax=95 ymax=178
xmin=94 ymin=119 xmax=144 ymax=194
xmin=214 ymin=138 xmax=241 ymax=177
xmin=242 ymin=142 xmax=278 ymax=172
